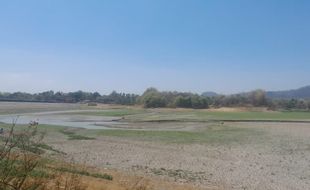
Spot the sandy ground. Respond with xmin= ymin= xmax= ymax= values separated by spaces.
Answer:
xmin=46 ymin=122 xmax=310 ymax=190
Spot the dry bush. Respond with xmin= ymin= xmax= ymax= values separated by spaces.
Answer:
xmin=0 ymin=120 xmax=87 ymax=190
xmin=124 ymin=177 xmax=154 ymax=190
xmin=51 ymin=172 xmax=87 ymax=190
xmin=0 ymin=120 xmax=46 ymax=190
xmin=48 ymin=161 xmax=88 ymax=190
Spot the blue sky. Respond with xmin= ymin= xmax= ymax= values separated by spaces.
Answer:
xmin=0 ymin=0 xmax=309 ymax=94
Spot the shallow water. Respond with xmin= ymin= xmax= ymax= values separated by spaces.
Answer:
xmin=0 ymin=111 xmax=119 ymax=129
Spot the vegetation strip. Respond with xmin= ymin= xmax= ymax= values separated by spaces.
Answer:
xmin=60 ymin=129 xmax=96 ymax=140
xmin=132 ymin=119 xmax=310 ymax=123
xmin=56 ymin=167 xmax=113 ymax=180
xmin=96 ymin=127 xmax=264 ymax=144
xmin=1 ymin=87 xmax=310 ymax=111
xmin=37 ymin=143 xmax=66 ymax=155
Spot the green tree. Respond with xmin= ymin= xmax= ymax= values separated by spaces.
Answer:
xmin=248 ymin=90 xmax=267 ymax=106
xmin=140 ymin=88 xmax=167 ymax=108
xmin=174 ymin=96 xmax=191 ymax=108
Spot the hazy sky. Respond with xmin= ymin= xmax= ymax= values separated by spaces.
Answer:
xmin=0 ymin=0 xmax=309 ymax=94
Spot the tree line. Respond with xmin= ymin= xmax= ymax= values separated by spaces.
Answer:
xmin=0 ymin=90 xmax=137 ymax=105
xmin=0 ymin=88 xmax=309 ymax=110
xmin=138 ymin=88 xmax=210 ymax=109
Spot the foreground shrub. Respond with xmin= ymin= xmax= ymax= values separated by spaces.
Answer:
xmin=0 ymin=121 xmax=89 ymax=190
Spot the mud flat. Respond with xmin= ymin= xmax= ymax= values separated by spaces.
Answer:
xmin=46 ymin=121 xmax=310 ymax=190
xmin=1 ymin=103 xmax=310 ymax=189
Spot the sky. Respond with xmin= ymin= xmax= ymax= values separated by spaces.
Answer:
xmin=0 ymin=0 xmax=309 ymax=95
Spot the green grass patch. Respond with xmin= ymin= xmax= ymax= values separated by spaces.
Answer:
xmin=0 ymin=159 xmax=50 ymax=179
xmin=126 ymin=110 xmax=310 ymax=122
xmin=95 ymin=126 xmax=264 ymax=144
xmin=59 ymin=129 xmax=95 ymax=140
xmin=59 ymin=130 xmax=75 ymax=135
xmin=37 ymin=143 xmax=66 ymax=155
xmin=29 ymin=169 xmax=50 ymax=178
xmin=67 ymin=134 xmax=95 ymax=140
xmin=56 ymin=167 xmax=113 ymax=180
xmin=195 ymin=111 xmax=310 ymax=121
xmin=0 ymin=123 xmax=67 ymax=133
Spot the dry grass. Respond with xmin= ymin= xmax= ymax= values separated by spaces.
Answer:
xmin=79 ymin=170 xmax=210 ymax=190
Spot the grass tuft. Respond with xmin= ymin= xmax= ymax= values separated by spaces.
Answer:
xmin=60 ymin=129 xmax=96 ymax=140
xmin=37 ymin=143 xmax=66 ymax=154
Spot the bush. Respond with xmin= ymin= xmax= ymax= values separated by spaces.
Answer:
xmin=87 ymin=102 xmax=98 ymax=106
xmin=0 ymin=122 xmax=48 ymax=190
xmin=0 ymin=122 xmax=90 ymax=190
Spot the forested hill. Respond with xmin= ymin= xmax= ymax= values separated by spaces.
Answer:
xmin=201 ymin=86 xmax=310 ymax=100
xmin=266 ymin=86 xmax=310 ymax=99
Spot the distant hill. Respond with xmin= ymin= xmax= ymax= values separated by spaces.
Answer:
xmin=202 ymin=86 xmax=310 ymax=99
xmin=266 ymin=86 xmax=310 ymax=99
xmin=201 ymin=91 xmax=219 ymax=97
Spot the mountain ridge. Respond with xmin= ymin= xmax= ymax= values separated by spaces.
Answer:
xmin=266 ymin=85 xmax=310 ymax=99
xmin=202 ymin=85 xmax=310 ymax=99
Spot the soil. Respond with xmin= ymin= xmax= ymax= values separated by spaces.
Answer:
xmin=47 ymin=122 xmax=310 ymax=190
